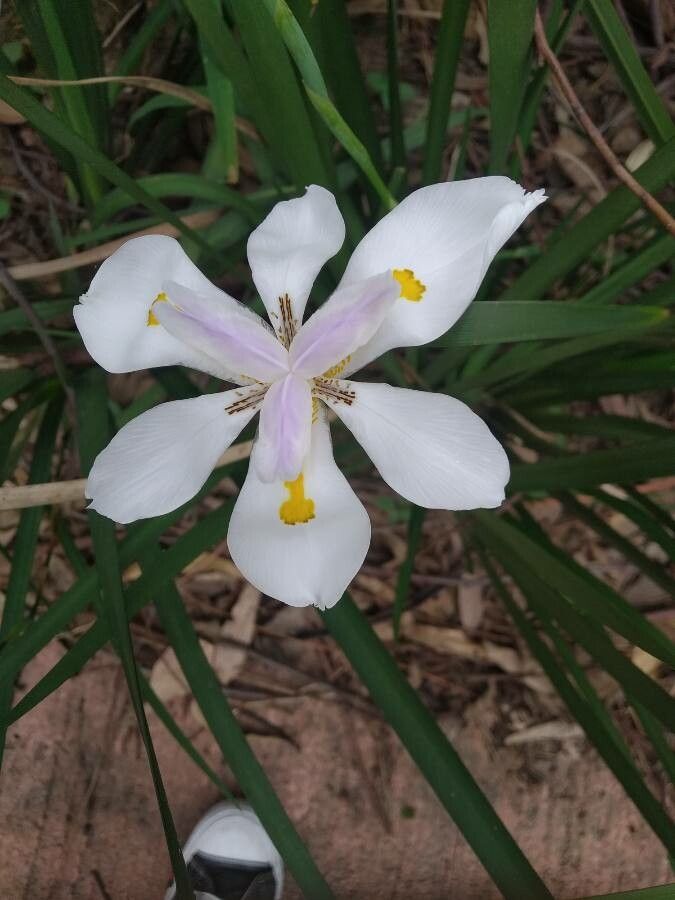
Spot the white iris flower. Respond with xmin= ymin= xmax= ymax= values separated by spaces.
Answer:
xmin=74 ymin=178 xmax=545 ymax=609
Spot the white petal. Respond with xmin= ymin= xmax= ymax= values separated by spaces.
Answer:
xmin=247 ymin=185 xmax=345 ymax=334
xmin=288 ymin=272 xmax=399 ymax=378
xmin=228 ymin=415 xmax=370 ymax=608
xmin=86 ymin=388 xmax=261 ymax=524
xmin=254 ymin=374 xmax=312 ymax=483
xmin=74 ymin=235 xmax=243 ymax=379
xmin=338 ymin=178 xmax=546 ymax=372
xmin=155 ymin=281 xmax=289 ymax=384
xmin=324 ymin=381 xmax=510 ymax=509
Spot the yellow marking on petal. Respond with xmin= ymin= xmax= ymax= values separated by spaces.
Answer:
xmin=393 ymin=268 xmax=426 ymax=302
xmin=311 ymin=396 xmax=320 ymax=423
xmin=322 ymin=355 xmax=351 ymax=379
xmin=147 ymin=291 xmax=169 ymax=326
xmin=279 ymin=473 xmax=315 ymax=526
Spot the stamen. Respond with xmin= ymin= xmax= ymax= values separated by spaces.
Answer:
xmin=313 ymin=378 xmax=356 ymax=407
xmin=147 ymin=291 xmax=169 ymax=326
xmin=323 ymin=355 xmax=351 ymax=379
xmin=224 ymin=387 xmax=266 ymax=415
xmin=279 ymin=473 xmax=315 ymax=525
xmin=393 ymin=268 xmax=426 ymax=302
xmin=277 ymin=293 xmax=297 ymax=349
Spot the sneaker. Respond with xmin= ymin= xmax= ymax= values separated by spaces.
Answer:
xmin=164 ymin=801 xmax=284 ymax=900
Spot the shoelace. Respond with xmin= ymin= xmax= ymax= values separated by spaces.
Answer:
xmin=187 ymin=852 xmax=276 ymax=900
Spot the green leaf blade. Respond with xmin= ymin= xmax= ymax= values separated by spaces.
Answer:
xmin=322 ymin=595 xmax=553 ymax=900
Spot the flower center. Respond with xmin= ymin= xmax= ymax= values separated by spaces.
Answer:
xmin=393 ymin=268 xmax=426 ymax=302
xmin=279 ymin=473 xmax=315 ymax=525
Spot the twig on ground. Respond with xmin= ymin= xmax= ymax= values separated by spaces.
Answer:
xmin=0 ymin=440 xmax=253 ymax=511
xmin=6 ymin=209 xmax=221 ymax=281
xmin=11 ymin=74 xmax=212 ymax=112
xmin=102 ymin=1 xmax=143 ymax=48
xmin=9 ymin=75 xmax=258 ymax=139
xmin=533 ymin=7 xmax=675 ymax=237
xmin=649 ymin=0 xmax=665 ymax=48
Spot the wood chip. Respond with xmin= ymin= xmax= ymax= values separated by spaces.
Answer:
xmin=0 ymin=99 xmax=24 ymax=125
xmin=149 ymin=585 xmax=260 ymax=711
xmin=404 ymin=622 xmax=523 ymax=673
xmin=183 ymin=551 xmax=240 ymax=580
xmin=630 ymin=646 xmax=663 ymax=679
xmin=625 ymin=139 xmax=655 ymax=172
xmin=457 ymin=581 xmax=485 ymax=632
xmin=505 ymin=721 xmax=584 ymax=745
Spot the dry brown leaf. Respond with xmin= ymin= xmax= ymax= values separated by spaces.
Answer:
xmin=0 ymin=99 xmax=24 ymax=125
xmin=631 ymin=646 xmax=663 ymax=679
xmin=610 ymin=124 xmax=641 ymax=156
xmin=123 ymin=562 xmax=142 ymax=583
xmin=552 ymin=132 xmax=605 ymax=203
xmin=372 ymin=611 xmax=414 ymax=642
xmin=47 ymin=553 xmax=75 ymax=594
xmin=607 ymin=510 xmax=638 ymax=537
xmin=183 ymin=552 xmax=240 ymax=579
xmin=404 ymin=622 xmax=522 ymax=673
xmin=149 ymin=585 xmax=260 ymax=710
xmin=203 ymin=585 xmax=261 ymax=689
xmin=265 ymin=605 xmax=318 ymax=636
xmin=599 ymin=394 xmax=636 ymax=417
xmin=148 ymin=644 xmax=192 ymax=705
xmin=377 ymin=530 xmax=408 ymax=567
xmin=505 ymin=721 xmax=584 ymax=745
xmin=223 ymin=584 xmax=260 ymax=645
xmin=522 ymin=674 xmax=557 ymax=697
xmin=468 ymin=5 xmax=489 ymax=66
xmin=623 ymin=574 xmax=666 ymax=608
xmin=625 ymin=139 xmax=655 ymax=172
xmin=355 ymin=572 xmax=395 ymax=602
xmin=416 ymin=589 xmax=455 ymax=624
xmin=643 ymin=541 xmax=669 ymax=564
xmin=457 ymin=581 xmax=484 ymax=632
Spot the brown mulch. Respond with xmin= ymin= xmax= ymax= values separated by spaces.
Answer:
xmin=3 ymin=640 xmax=671 ymax=900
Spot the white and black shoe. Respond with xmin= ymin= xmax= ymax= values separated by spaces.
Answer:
xmin=164 ymin=802 xmax=284 ymax=900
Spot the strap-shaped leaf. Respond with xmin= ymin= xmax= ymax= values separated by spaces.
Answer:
xmin=478 ymin=551 xmax=675 ymax=857
xmin=321 ymin=595 xmax=553 ymax=899
xmin=586 ymin=0 xmax=675 ymax=145
xmin=435 ymin=301 xmax=666 ymax=347
xmin=0 ymin=70 xmax=213 ymax=256
xmin=154 ymin=571 xmax=336 ymax=900
xmin=473 ymin=511 xmax=675 ymax=669
xmin=0 ymin=397 xmax=63 ymax=763
xmin=76 ymin=368 xmax=194 ymax=898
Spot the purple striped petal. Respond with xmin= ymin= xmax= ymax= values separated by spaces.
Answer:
xmin=154 ymin=280 xmax=289 ymax=383
xmin=254 ymin=374 xmax=312 ymax=483
xmin=288 ymin=272 xmax=398 ymax=378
